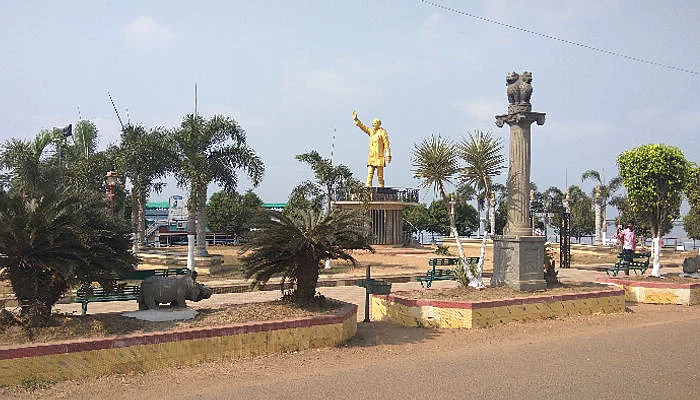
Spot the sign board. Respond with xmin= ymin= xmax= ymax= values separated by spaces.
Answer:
xmin=168 ymin=195 xmax=188 ymax=222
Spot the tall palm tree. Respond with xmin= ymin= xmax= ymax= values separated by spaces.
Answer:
xmin=173 ymin=114 xmax=265 ymax=257
xmin=457 ymin=130 xmax=505 ymax=283
xmin=0 ymin=187 xmax=136 ymax=325
xmin=117 ymin=124 xmax=176 ymax=250
xmin=411 ymin=135 xmax=481 ymax=287
xmin=581 ymin=170 xmax=623 ymax=245
xmin=242 ymin=208 xmax=372 ymax=304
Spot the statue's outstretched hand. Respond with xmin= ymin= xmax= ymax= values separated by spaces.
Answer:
xmin=352 ymin=110 xmax=358 ymax=121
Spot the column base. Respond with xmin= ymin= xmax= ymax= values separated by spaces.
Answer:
xmin=491 ymin=235 xmax=546 ymax=291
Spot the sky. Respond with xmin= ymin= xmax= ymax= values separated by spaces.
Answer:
xmin=1 ymin=0 xmax=699 ymax=210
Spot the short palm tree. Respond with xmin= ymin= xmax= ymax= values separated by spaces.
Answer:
xmin=457 ymin=130 xmax=505 ymax=283
xmin=242 ymin=208 xmax=372 ymax=305
xmin=173 ymin=114 xmax=264 ymax=257
xmin=411 ymin=135 xmax=482 ymax=287
xmin=0 ymin=187 xmax=136 ymax=325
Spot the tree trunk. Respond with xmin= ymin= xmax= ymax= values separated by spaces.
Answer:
xmin=295 ymin=257 xmax=320 ymax=304
xmin=137 ymin=191 xmax=146 ymax=247
xmin=601 ymin=207 xmax=608 ymax=245
xmin=594 ymin=202 xmax=602 ymax=245
xmin=131 ymin=192 xmax=139 ymax=254
xmin=196 ymin=183 xmax=208 ymax=256
xmin=476 ymin=206 xmax=482 ymax=238
xmin=8 ymin=267 xmax=64 ymax=326
xmin=651 ymin=236 xmax=662 ymax=276
xmin=187 ymin=184 xmax=197 ymax=270
xmin=445 ymin=191 xmax=482 ymax=289
xmin=490 ymin=198 xmax=496 ymax=236
xmin=474 ymin=195 xmax=490 ymax=285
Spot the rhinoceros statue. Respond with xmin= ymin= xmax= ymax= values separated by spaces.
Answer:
xmin=138 ymin=274 xmax=213 ymax=310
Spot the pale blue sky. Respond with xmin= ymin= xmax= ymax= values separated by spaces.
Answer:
xmin=1 ymin=0 xmax=698 ymax=206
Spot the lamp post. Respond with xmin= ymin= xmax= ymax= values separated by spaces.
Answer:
xmin=105 ymin=171 xmax=118 ymax=214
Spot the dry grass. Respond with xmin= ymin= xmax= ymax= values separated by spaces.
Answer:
xmin=0 ymin=299 xmax=345 ymax=347
xmin=396 ymin=282 xmax=611 ymax=301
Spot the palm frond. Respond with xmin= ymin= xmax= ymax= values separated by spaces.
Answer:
xmin=411 ymin=135 xmax=459 ymax=197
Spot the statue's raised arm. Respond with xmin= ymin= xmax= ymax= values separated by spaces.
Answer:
xmin=352 ymin=110 xmax=370 ymax=135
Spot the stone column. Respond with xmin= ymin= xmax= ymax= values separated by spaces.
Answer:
xmin=496 ymin=112 xmax=546 ymax=236
xmin=492 ymin=71 xmax=547 ymax=291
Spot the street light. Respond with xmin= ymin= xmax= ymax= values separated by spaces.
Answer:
xmin=105 ymin=171 xmax=118 ymax=214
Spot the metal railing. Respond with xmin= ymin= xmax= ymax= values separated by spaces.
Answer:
xmin=332 ymin=187 xmax=419 ymax=203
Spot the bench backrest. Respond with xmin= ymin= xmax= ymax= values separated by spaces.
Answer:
xmin=617 ymin=252 xmax=651 ymax=260
xmin=117 ymin=267 xmax=190 ymax=281
xmin=429 ymin=257 xmax=480 ymax=267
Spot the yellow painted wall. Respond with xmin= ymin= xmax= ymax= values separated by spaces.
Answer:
xmin=0 ymin=316 xmax=356 ymax=386
xmin=372 ymin=294 xmax=625 ymax=329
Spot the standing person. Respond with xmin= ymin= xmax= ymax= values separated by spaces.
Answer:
xmin=615 ymin=222 xmax=637 ymax=276
xmin=352 ymin=110 xmax=391 ymax=187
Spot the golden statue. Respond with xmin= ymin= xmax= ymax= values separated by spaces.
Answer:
xmin=352 ymin=110 xmax=391 ymax=187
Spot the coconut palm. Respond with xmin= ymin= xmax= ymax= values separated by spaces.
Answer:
xmin=411 ymin=135 xmax=481 ymax=287
xmin=173 ymin=114 xmax=265 ymax=257
xmin=581 ymin=170 xmax=623 ymax=245
xmin=117 ymin=124 xmax=176 ymax=250
xmin=457 ymin=130 xmax=505 ymax=284
xmin=241 ymin=208 xmax=372 ymax=304
xmin=0 ymin=187 xmax=136 ymax=326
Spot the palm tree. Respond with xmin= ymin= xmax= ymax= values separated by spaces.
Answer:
xmin=581 ymin=170 xmax=623 ymax=245
xmin=292 ymin=151 xmax=366 ymax=214
xmin=0 ymin=130 xmax=58 ymax=197
xmin=61 ymin=120 xmax=119 ymax=194
xmin=241 ymin=208 xmax=372 ymax=304
xmin=457 ymin=130 xmax=505 ymax=284
xmin=117 ymin=124 xmax=176 ymax=251
xmin=173 ymin=114 xmax=265 ymax=257
xmin=0 ymin=187 xmax=136 ymax=326
xmin=411 ymin=135 xmax=481 ymax=287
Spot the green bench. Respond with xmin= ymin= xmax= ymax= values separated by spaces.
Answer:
xmin=73 ymin=268 xmax=189 ymax=315
xmin=417 ymin=257 xmax=479 ymax=288
xmin=605 ymin=252 xmax=651 ymax=277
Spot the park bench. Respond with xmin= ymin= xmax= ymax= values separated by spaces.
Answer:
xmin=605 ymin=252 xmax=651 ymax=277
xmin=73 ymin=267 xmax=189 ymax=315
xmin=417 ymin=257 xmax=480 ymax=288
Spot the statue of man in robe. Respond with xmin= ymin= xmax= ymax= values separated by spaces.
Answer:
xmin=352 ymin=110 xmax=391 ymax=187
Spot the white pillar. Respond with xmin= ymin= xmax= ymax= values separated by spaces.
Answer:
xmin=187 ymin=234 xmax=196 ymax=272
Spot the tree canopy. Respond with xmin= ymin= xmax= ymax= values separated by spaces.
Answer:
xmin=617 ymin=144 xmax=689 ymax=238
xmin=207 ymin=190 xmax=263 ymax=241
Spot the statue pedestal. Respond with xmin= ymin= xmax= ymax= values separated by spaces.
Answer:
xmin=333 ymin=187 xmax=419 ymax=245
xmin=491 ymin=235 xmax=546 ymax=291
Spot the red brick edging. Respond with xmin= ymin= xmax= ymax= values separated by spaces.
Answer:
xmin=0 ymin=303 xmax=357 ymax=361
